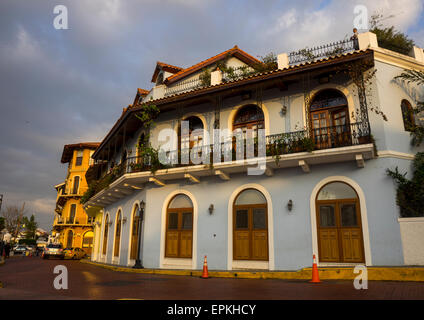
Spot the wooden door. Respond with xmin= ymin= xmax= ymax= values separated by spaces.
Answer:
xmin=311 ymin=111 xmax=330 ymax=149
xmin=165 ymin=209 xmax=193 ymax=258
xmin=130 ymin=216 xmax=140 ymax=260
xmin=331 ymin=109 xmax=350 ymax=147
xmin=234 ymin=205 xmax=268 ymax=261
xmin=317 ymin=200 xmax=364 ymax=263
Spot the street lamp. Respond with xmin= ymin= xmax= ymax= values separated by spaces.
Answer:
xmin=133 ymin=200 xmax=145 ymax=269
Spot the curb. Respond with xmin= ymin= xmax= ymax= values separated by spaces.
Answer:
xmin=80 ymin=260 xmax=424 ymax=282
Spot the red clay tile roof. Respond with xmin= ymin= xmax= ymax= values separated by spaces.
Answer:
xmin=93 ymin=49 xmax=373 ymax=159
xmin=151 ymin=61 xmax=183 ymax=83
xmin=164 ymin=45 xmax=262 ymax=85
xmin=137 ymin=88 xmax=150 ymax=96
xmin=61 ymin=142 xmax=100 ymax=163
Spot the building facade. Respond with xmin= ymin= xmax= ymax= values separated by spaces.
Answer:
xmin=84 ymin=32 xmax=424 ymax=270
xmin=53 ymin=143 xmax=99 ymax=255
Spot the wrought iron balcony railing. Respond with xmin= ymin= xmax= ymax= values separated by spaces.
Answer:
xmin=92 ymin=122 xmax=370 ymax=185
xmin=288 ymin=38 xmax=359 ymax=65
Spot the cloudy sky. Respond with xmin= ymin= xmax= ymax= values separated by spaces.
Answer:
xmin=0 ymin=0 xmax=423 ymax=231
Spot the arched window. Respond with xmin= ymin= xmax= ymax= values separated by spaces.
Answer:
xmin=310 ymin=89 xmax=350 ymax=148
xmin=316 ymin=182 xmax=364 ymax=263
xmin=165 ymin=194 xmax=193 ymax=258
xmin=82 ymin=231 xmax=94 ymax=255
xmin=233 ymin=189 xmax=268 ymax=261
xmin=114 ymin=211 xmax=122 ymax=257
xmin=130 ymin=204 xmax=140 ymax=260
xmin=233 ymin=105 xmax=264 ymax=137
xmin=102 ymin=214 xmax=109 ymax=255
xmin=180 ymin=116 xmax=204 ymax=150
xmin=401 ymin=99 xmax=415 ymax=131
xmin=66 ymin=230 xmax=73 ymax=248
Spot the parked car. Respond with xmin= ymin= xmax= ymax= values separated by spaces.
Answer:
xmin=13 ymin=245 xmax=30 ymax=255
xmin=42 ymin=243 xmax=64 ymax=259
xmin=63 ymin=247 xmax=86 ymax=260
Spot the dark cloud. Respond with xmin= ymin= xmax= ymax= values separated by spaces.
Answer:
xmin=0 ymin=0 xmax=423 ymax=230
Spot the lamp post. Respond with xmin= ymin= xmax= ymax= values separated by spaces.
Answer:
xmin=133 ymin=200 xmax=145 ymax=269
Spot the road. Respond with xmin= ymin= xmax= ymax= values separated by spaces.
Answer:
xmin=1 ymin=256 xmax=424 ymax=300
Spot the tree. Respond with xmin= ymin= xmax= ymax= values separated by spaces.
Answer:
xmin=387 ymin=153 xmax=424 ymax=217
xmin=22 ymin=214 xmax=38 ymax=239
xmin=370 ymin=14 xmax=415 ymax=55
xmin=1 ymin=203 xmax=26 ymax=237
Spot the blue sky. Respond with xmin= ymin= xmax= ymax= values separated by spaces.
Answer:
xmin=0 ymin=0 xmax=423 ymax=230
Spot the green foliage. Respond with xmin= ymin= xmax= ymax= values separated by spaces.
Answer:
xmin=22 ymin=214 xmax=37 ymax=239
xmin=199 ymin=68 xmax=211 ymax=86
xmin=134 ymin=103 xmax=160 ymax=128
xmin=370 ymin=13 xmax=415 ymax=55
xmin=81 ymin=172 xmax=116 ymax=204
xmin=387 ymin=152 xmax=424 ymax=217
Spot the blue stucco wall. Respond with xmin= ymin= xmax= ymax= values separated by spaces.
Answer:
xmin=100 ymin=155 xmax=410 ymax=270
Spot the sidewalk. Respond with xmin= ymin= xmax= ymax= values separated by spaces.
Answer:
xmin=80 ymin=259 xmax=424 ymax=282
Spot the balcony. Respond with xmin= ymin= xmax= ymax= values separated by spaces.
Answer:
xmin=53 ymin=217 xmax=94 ymax=227
xmin=83 ymin=122 xmax=375 ymax=207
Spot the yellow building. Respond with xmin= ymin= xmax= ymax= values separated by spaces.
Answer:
xmin=52 ymin=142 xmax=100 ymax=256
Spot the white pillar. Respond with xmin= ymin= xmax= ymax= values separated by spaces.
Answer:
xmin=211 ymin=69 xmax=223 ymax=86
xmin=277 ymin=53 xmax=289 ymax=69
xmin=357 ymin=32 xmax=378 ymax=50
xmin=410 ymin=46 xmax=424 ymax=64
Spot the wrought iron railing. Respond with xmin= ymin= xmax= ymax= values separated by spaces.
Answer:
xmin=164 ymin=77 xmax=205 ymax=97
xmin=288 ymin=38 xmax=359 ymax=65
xmin=87 ymin=122 xmax=370 ymax=201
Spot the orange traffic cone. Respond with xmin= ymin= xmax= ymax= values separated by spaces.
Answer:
xmin=201 ymin=255 xmax=209 ymax=279
xmin=310 ymin=254 xmax=321 ymax=283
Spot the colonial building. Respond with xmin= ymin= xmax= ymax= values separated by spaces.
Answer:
xmin=84 ymin=31 xmax=424 ymax=270
xmin=53 ymin=142 xmax=99 ymax=256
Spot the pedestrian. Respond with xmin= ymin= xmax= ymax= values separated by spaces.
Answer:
xmin=4 ymin=242 xmax=10 ymax=258
xmin=0 ymin=240 xmax=4 ymax=261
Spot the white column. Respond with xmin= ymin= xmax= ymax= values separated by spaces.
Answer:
xmin=211 ymin=69 xmax=223 ymax=86
xmin=410 ymin=46 xmax=424 ymax=64
xmin=277 ymin=53 xmax=289 ymax=69
xmin=357 ymin=32 xmax=378 ymax=50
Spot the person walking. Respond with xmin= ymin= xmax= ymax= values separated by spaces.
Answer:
xmin=4 ymin=242 xmax=10 ymax=258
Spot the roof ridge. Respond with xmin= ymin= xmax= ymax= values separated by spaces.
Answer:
xmin=164 ymin=46 xmax=261 ymax=84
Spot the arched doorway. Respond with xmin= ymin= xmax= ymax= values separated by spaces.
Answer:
xmin=130 ymin=204 xmax=140 ymax=260
xmin=165 ymin=194 xmax=193 ymax=258
xmin=310 ymin=89 xmax=350 ymax=149
xmin=66 ymin=230 xmax=73 ymax=248
xmin=82 ymin=231 xmax=94 ymax=255
xmin=233 ymin=104 xmax=264 ymax=138
xmin=114 ymin=211 xmax=122 ymax=258
xmin=233 ymin=189 xmax=268 ymax=261
xmin=316 ymin=181 xmax=365 ymax=263
xmin=102 ymin=214 xmax=109 ymax=255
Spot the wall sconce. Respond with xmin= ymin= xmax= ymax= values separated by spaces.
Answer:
xmin=140 ymin=200 xmax=145 ymax=210
xmin=108 ymin=221 xmax=113 ymax=226
xmin=208 ymin=204 xmax=214 ymax=215
xmin=287 ymin=199 xmax=293 ymax=212
xmin=281 ymin=106 xmax=287 ymax=116
xmin=122 ymin=217 xmax=127 ymax=224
